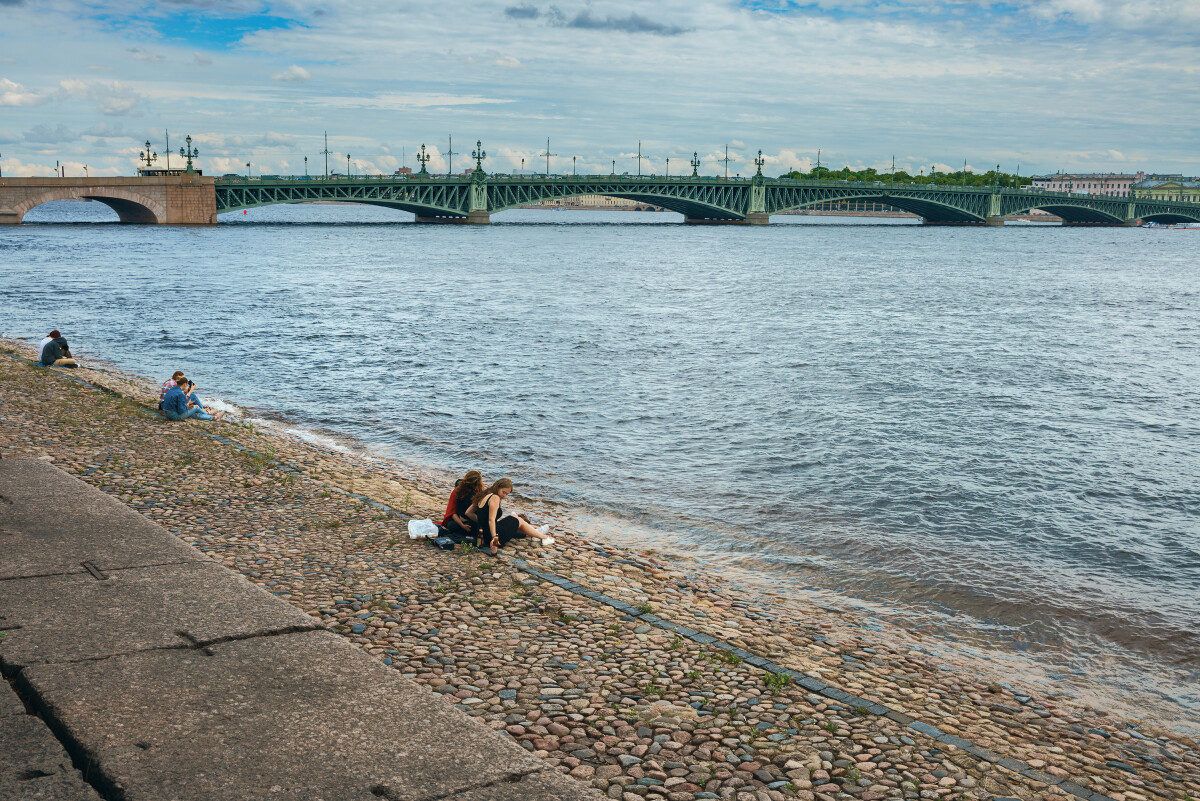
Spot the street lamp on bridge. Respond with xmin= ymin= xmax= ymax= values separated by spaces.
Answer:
xmin=304 ymin=156 xmax=308 ymax=178
xmin=346 ymin=154 xmax=351 ymax=178
xmin=246 ymin=162 xmax=251 ymax=178
xmin=754 ymin=150 xmax=765 ymax=178
xmin=417 ymin=144 xmax=430 ymax=176
xmin=691 ymin=152 xmax=699 ymax=177
xmin=666 ymin=157 xmax=669 ymax=177
xmin=140 ymin=141 xmax=157 ymax=171
xmin=472 ymin=140 xmax=486 ymax=174
xmin=179 ymin=135 xmax=198 ymax=174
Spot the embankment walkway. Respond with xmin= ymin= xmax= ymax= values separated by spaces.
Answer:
xmin=0 ymin=456 xmax=601 ymax=800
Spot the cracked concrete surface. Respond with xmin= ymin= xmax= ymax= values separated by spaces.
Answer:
xmin=0 ymin=459 xmax=603 ymax=801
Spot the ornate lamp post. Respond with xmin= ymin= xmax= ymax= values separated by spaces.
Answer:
xmin=754 ymin=150 xmax=765 ymax=178
xmin=346 ymin=154 xmax=351 ymax=178
xmin=246 ymin=162 xmax=251 ymax=178
xmin=417 ymin=144 xmax=430 ymax=175
xmin=690 ymin=152 xmax=699 ymax=177
xmin=472 ymin=140 xmax=487 ymax=173
xmin=572 ymin=155 xmax=576 ymax=176
xmin=139 ymin=140 xmax=158 ymax=172
xmin=304 ymin=156 xmax=308 ymax=178
xmin=178 ymin=135 xmax=198 ymax=174
xmin=666 ymin=157 xmax=670 ymax=177
xmin=611 ymin=159 xmax=615 ymax=175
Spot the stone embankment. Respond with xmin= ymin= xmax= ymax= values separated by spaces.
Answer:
xmin=1 ymin=342 xmax=1196 ymax=801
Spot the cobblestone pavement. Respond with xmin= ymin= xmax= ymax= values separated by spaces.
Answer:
xmin=1 ymin=342 xmax=1196 ymax=801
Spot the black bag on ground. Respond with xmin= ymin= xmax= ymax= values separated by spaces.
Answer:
xmin=429 ymin=536 xmax=456 ymax=551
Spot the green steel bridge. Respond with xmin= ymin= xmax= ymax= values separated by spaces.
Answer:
xmin=214 ymin=169 xmax=1200 ymax=227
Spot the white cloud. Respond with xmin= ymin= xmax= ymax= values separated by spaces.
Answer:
xmin=0 ymin=78 xmax=44 ymax=107
xmin=494 ymin=55 xmax=522 ymax=68
xmin=273 ymin=64 xmax=310 ymax=83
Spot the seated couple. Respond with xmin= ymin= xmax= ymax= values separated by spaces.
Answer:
xmin=38 ymin=330 xmax=78 ymax=368
xmin=442 ymin=470 xmax=553 ymax=555
xmin=159 ymin=371 xmax=225 ymax=422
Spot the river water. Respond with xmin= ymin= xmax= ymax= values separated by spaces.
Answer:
xmin=3 ymin=201 xmax=1198 ymax=730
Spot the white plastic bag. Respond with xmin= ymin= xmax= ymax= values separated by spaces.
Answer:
xmin=407 ymin=519 xmax=438 ymax=539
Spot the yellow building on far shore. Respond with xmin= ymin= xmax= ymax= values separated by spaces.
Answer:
xmin=1132 ymin=178 xmax=1200 ymax=202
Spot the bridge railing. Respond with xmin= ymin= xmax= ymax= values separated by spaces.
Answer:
xmin=210 ymin=174 xmax=1197 ymax=206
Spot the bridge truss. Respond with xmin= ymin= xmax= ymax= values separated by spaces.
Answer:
xmin=214 ymin=175 xmax=1200 ymax=226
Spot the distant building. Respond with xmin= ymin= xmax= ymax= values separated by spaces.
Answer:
xmin=1132 ymin=177 xmax=1200 ymax=202
xmin=1030 ymin=172 xmax=1144 ymax=197
xmin=532 ymin=194 xmax=644 ymax=209
xmin=393 ymin=166 xmax=413 ymax=176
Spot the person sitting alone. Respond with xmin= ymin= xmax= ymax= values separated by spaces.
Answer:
xmin=161 ymin=377 xmax=223 ymax=422
xmin=39 ymin=333 xmax=78 ymax=368
xmin=469 ymin=478 xmax=553 ymax=555
xmin=442 ymin=469 xmax=484 ymax=536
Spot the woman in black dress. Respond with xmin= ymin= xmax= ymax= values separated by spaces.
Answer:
xmin=469 ymin=478 xmax=552 ymax=555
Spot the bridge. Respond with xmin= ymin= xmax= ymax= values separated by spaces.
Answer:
xmin=4 ymin=169 xmax=1200 ymax=227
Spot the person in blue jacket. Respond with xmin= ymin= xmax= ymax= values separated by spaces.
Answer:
xmin=162 ymin=378 xmax=223 ymax=422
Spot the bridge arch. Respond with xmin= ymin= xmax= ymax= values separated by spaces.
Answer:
xmin=11 ymin=187 xmax=164 ymax=224
xmin=769 ymin=191 xmax=987 ymax=224
xmin=1000 ymin=198 xmax=1126 ymax=225
xmin=487 ymin=183 xmax=745 ymax=221
xmin=1137 ymin=210 xmax=1200 ymax=224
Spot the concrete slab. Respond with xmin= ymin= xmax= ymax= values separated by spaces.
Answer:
xmin=0 ymin=458 xmax=200 ymax=580
xmin=0 ymin=560 xmax=319 ymax=669
xmin=0 ymin=714 xmax=75 ymax=779
xmin=8 ymin=772 xmax=104 ymax=800
xmin=2 ymin=681 xmax=27 ymax=716
xmin=23 ymin=630 xmax=603 ymax=801
xmin=0 ymin=713 xmax=102 ymax=800
xmin=450 ymin=769 xmax=604 ymax=800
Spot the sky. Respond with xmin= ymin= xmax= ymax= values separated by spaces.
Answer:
xmin=2 ymin=0 xmax=1199 ymax=178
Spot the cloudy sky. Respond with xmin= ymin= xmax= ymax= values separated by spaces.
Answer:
xmin=2 ymin=0 xmax=1198 ymax=178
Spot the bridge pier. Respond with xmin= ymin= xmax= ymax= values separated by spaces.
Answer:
xmin=985 ymin=215 xmax=1005 ymax=226
xmin=415 ymin=211 xmax=490 ymax=224
xmin=684 ymin=217 xmax=759 ymax=225
xmin=745 ymin=212 xmax=769 ymax=225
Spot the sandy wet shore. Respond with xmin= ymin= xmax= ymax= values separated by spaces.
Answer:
xmin=1 ymin=338 xmax=1196 ymax=801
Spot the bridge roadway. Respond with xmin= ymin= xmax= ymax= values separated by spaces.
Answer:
xmin=3 ymin=172 xmax=1200 ymax=226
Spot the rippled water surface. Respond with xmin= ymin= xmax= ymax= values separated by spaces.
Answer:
xmin=4 ymin=201 xmax=1198 ymax=726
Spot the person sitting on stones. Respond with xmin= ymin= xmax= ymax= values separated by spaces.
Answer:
xmin=39 ymin=333 xmax=78 ymax=368
xmin=442 ymin=469 xmax=484 ymax=535
xmin=161 ymin=377 xmax=223 ymax=422
xmin=38 ymin=330 xmax=59 ymax=363
xmin=160 ymin=371 xmax=187 ymax=409
xmin=468 ymin=478 xmax=553 ymax=555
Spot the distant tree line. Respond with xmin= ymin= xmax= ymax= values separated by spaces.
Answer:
xmin=782 ymin=166 xmax=1033 ymax=188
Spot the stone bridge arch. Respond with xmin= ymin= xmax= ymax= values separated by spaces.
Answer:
xmin=10 ymin=186 xmax=166 ymax=224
